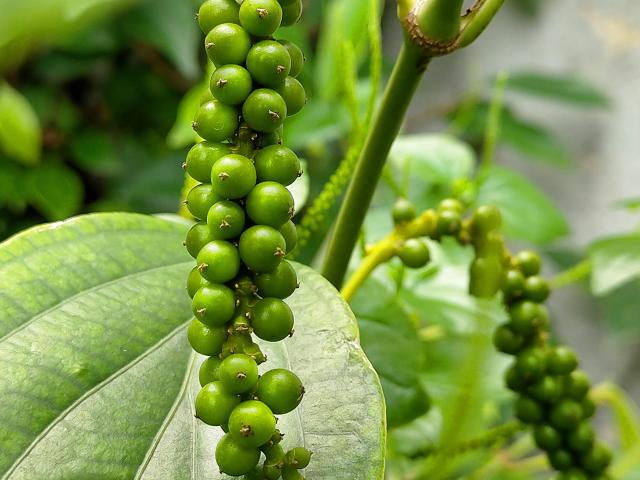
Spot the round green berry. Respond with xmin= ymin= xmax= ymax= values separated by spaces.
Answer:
xmin=504 ymin=364 xmax=526 ymax=392
xmin=246 ymin=40 xmax=291 ymax=87
xmin=215 ymin=433 xmax=261 ymax=476
xmin=207 ymin=200 xmax=246 ymax=240
xmin=581 ymin=395 xmax=597 ymax=419
xmin=228 ymin=400 xmax=277 ymax=448
xmin=239 ymin=225 xmax=286 ymax=272
xmin=548 ymin=346 xmax=579 ymax=375
xmin=251 ymin=298 xmax=294 ymax=342
xmin=509 ymin=300 xmax=548 ymax=336
xmin=280 ymin=0 xmax=302 ymax=26
xmin=567 ymin=422 xmax=595 ymax=453
xmin=285 ymin=447 xmax=311 ymax=469
xmin=534 ymin=424 xmax=562 ymax=451
xmin=275 ymin=77 xmax=305 ymax=116
xmin=187 ymin=266 xmax=210 ymax=299
xmin=548 ymin=449 xmax=575 ymax=471
xmin=550 ymin=399 xmax=584 ymax=430
xmin=256 ymin=368 xmax=304 ymax=414
xmin=254 ymin=145 xmax=301 ymax=186
xmin=188 ymin=318 xmax=226 ymax=356
xmin=193 ymin=100 xmax=238 ymax=142
xmin=398 ymin=238 xmax=430 ymax=269
xmin=185 ymin=142 xmax=230 ymax=183
xmin=192 ymin=284 xmax=236 ymax=327
xmin=205 ymin=23 xmax=251 ymax=66
xmin=199 ymin=356 xmax=223 ymax=386
xmin=564 ymin=370 xmax=590 ymax=400
xmin=556 ymin=470 xmax=588 ymax=480
xmin=524 ymin=275 xmax=550 ymax=302
xmin=277 ymin=222 xmax=296 ymax=255
xmin=493 ymin=324 xmax=524 ymax=355
xmin=186 ymin=183 xmax=220 ymax=220
xmin=502 ymin=269 xmax=525 ymax=302
xmin=211 ymin=65 xmax=253 ymax=106
xmin=255 ymin=261 xmax=298 ymax=299
xmin=196 ymin=240 xmax=240 ymax=283
xmin=279 ymin=40 xmax=304 ymax=77
xmin=195 ymin=381 xmax=240 ymax=426
xmin=528 ymin=375 xmax=563 ymax=404
xmin=211 ymin=154 xmax=257 ymax=199
xmin=472 ymin=204 xmax=502 ymax=235
xmin=580 ymin=443 xmax=612 ymax=473
xmin=515 ymin=348 xmax=547 ymax=382
xmin=243 ymin=88 xmax=287 ymax=133
xmin=515 ymin=395 xmax=544 ymax=423
xmin=239 ymin=0 xmax=283 ymax=37
xmin=392 ymin=198 xmax=416 ymax=224
xmin=197 ymin=0 xmax=239 ymax=34
xmin=436 ymin=209 xmax=462 ymax=237
xmin=246 ymin=181 xmax=295 ymax=228
xmin=185 ymin=222 xmax=212 ymax=258
xmin=514 ymin=250 xmax=541 ymax=277
xmin=473 ymin=231 xmax=505 ymax=259
xmin=220 ymin=354 xmax=259 ymax=394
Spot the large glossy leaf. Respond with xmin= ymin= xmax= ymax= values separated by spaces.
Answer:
xmin=0 ymin=213 xmax=385 ymax=479
xmin=590 ymin=232 xmax=640 ymax=296
xmin=477 ymin=166 xmax=569 ymax=245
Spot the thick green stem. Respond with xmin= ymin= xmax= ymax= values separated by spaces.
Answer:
xmin=321 ymin=42 xmax=428 ymax=288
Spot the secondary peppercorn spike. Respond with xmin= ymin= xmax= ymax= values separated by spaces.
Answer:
xmin=184 ymin=1 xmax=310 ymax=476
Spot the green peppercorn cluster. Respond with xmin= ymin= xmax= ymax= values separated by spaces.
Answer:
xmin=183 ymin=1 xmax=310 ymax=477
xmin=389 ymin=198 xmax=612 ymax=478
xmin=493 ymin=250 xmax=612 ymax=479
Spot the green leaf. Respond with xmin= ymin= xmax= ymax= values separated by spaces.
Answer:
xmin=506 ymin=71 xmax=610 ymax=108
xmin=477 ymin=166 xmax=569 ymax=244
xmin=0 ymin=213 xmax=385 ymax=478
xmin=590 ymin=232 xmax=640 ymax=296
xmin=613 ymin=197 xmax=640 ymax=212
xmin=283 ymin=100 xmax=350 ymax=150
xmin=69 ymin=130 xmax=121 ymax=176
xmin=599 ymin=279 xmax=640 ymax=336
xmin=124 ymin=0 xmax=201 ymax=80
xmin=167 ymin=82 xmax=205 ymax=149
xmin=26 ymin=163 xmax=84 ymax=221
xmin=389 ymin=134 xmax=475 ymax=185
xmin=352 ymin=276 xmax=430 ymax=428
xmin=0 ymin=82 xmax=41 ymax=165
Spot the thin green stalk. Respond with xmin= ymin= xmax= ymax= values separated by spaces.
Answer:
xmin=322 ymin=42 xmax=429 ymax=288
xmin=477 ymin=71 xmax=508 ymax=185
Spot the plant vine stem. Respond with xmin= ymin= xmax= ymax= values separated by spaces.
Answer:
xmin=341 ymin=210 xmax=438 ymax=301
xmin=322 ymin=42 xmax=430 ymax=288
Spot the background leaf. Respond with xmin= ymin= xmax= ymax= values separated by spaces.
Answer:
xmin=477 ymin=166 xmax=569 ymax=244
xmin=590 ymin=232 xmax=640 ymax=296
xmin=0 ymin=213 xmax=385 ymax=479
xmin=505 ymin=72 xmax=610 ymax=108
xmin=25 ymin=163 xmax=84 ymax=221
xmin=0 ymin=82 xmax=41 ymax=165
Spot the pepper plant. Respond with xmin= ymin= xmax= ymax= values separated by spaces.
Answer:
xmin=1 ymin=1 xmax=639 ymax=480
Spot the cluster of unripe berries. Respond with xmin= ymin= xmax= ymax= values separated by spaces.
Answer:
xmin=184 ymin=1 xmax=309 ymax=477
xmin=391 ymin=197 xmax=467 ymax=269
xmin=392 ymin=198 xmax=611 ymax=479
xmin=494 ymin=252 xmax=612 ymax=480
